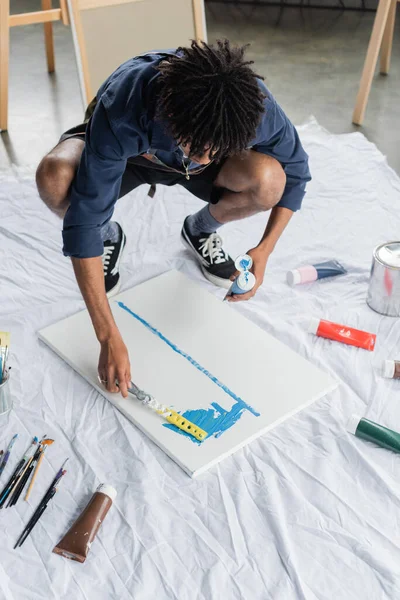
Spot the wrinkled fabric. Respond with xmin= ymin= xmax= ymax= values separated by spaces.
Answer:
xmin=0 ymin=118 xmax=399 ymax=600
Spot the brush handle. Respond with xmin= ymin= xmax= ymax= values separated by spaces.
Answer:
xmin=0 ymin=434 xmax=18 ymax=478
xmin=15 ymin=474 xmax=64 ymax=549
xmin=24 ymin=452 xmax=44 ymax=502
xmin=0 ymin=458 xmax=25 ymax=507
xmin=6 ymin=457 xmax=33 ymax=508
xmin=0 ymin=451 xmax=10 ymax=478
xmin=14 ymin=501 xmax=49 ymax=549
xmin=10 ymin=463 xmax=34 ymax=507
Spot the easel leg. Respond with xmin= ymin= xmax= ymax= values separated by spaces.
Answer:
xmin=42 ymin=0 xmax=55 ymax=73
xmin=0 ymin=0 xmax=10 ymax=131
xmin=352 ymin=0 xmax=392 ymax=125
xmin=380 ymin=0 xmax=397 ymax=74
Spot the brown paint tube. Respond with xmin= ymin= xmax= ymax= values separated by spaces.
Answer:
xmin=53 ymin=484 xmax=117 ymax=563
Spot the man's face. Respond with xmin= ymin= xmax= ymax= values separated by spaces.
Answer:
xmin=179 ymin=142 xmax=214 ymax=165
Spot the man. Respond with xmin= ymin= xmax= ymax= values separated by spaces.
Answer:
xmin=36 ymin=39 xmax=310 ymax=399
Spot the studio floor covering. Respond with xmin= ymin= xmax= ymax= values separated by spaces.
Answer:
xmin=1 ymin=118 xmax=400 ymax=599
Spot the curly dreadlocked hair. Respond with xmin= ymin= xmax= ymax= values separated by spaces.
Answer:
xmin=155 ymin=39 xmax=266 ymax=162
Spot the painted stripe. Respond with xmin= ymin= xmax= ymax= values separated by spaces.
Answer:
xmin=116 ymin=301 xmax=260 ymax=417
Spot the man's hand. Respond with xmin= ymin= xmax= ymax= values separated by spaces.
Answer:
xmin=226 ymin=206 xmax=294 ymax=303
xmin=227 ymin=246 xmax=269 ymax=303
xmin=98 ymin=332 xmax=132 ymax=398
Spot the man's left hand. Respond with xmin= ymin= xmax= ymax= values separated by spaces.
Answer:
xmin=226 ymin=246 xmax=269 ymax=302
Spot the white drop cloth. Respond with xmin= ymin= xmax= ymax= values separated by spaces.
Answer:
xmin=0 ymin=119 xmax=400 ymax=599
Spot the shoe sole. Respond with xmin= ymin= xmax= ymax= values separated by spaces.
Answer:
xmin=106 ymin=229 xmax=126 ymax=298
xmin=180 ymin=228 xmax=232 ymax=290
xmin=106 ymin=277 xmax=122 ymax=299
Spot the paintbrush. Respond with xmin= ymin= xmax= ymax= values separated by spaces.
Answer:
xmin=127 ymin=381 xmax=208 ymax=441
xmin=6 ymin=433 xmax=47 ymax=507
xmin=0 ymin=434 xmax=17 ymax=478
xmin=0 ymin=332 xmax=10 ymax=384
xmin=15 ymin=461 xmax=68 ymax=549
xmin=16 ymin=473 xmax=66 ymax=548
xmin=24 ymin=439 xmax=54 ymax=501
xmin=6 ymin=454 xmax=36 ymax=508
xmin=0 ymin=437 xmax=38 ymax=508
xmin=9 ymin=441 xmax=47 ymax=507
xmin=9 ymin=459 xmax=36 ymax=507
xmin=2 ymin=347 xmax=8 ymax=382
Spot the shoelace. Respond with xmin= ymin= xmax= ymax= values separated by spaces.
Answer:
xmin=102 ymin=245 xmax=115 ymax=275
xmin=199 ymin=233 xmax=228 ymax=265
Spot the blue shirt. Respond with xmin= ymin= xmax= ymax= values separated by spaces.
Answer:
xmin=63 ymin=50 xmax=311 ymax=258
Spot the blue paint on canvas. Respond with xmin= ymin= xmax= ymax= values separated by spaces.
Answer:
xmin=116 ymin=301 xmax=260 ymax=443
xmin=163 ymin=399 xmax=258 ymax=445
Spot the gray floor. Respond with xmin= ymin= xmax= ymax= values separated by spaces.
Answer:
xmin=1 ymin=1 xmax=399 ymax=172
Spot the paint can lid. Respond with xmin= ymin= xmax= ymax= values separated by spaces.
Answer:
xmin=346 ymin=414 xmax=361 ymax=435
xmin=375 ymin=242 xmax=400 ymax=268
xmin=287 ymin=269 xmax=301 ymax=286
xmin=97 ymin=484 xmax=117 ymax=502
xmin=383 ymin=360 xmax=395 ymax=379
xmin=234 ymin=254 xmax=253 ymax=272
xmin=306 ymin=317 xmax=320 ymax=335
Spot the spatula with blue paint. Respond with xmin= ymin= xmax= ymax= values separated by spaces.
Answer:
xmin=127 ymin=381 xmax=208 ymax=442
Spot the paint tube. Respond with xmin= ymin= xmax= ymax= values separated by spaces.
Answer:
xmin=229 ymin=272 xmax=256 ymax=295
xmin=53 ymin=484 xmax=116 ymax=563
xmin=307 ymin=317 xmax=376 ymax=351
xmin=347 ymin=415 xmax=400 ymax=453
xmin=383 ymin=360 xmax=400 ymax=379
xmin=287 ymin=260 xmax=346 ymax=286
xmin=226 ymin=255 xmax=256 ymax=297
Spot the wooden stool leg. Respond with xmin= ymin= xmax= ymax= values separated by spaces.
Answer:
xmin=380 ymin=0 xmax=397 ymax=74
xmin=0 ymin=0 xmax=10 ymax=131
xmin=352 ymin=0 xmax=392 ymax=125
xmin=42 ymin=0 xmax=55 ymax=73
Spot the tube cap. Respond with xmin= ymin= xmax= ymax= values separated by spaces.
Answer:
xmin=346 ymin=414 xmax=361 ymax=435
xmin=287 ymin=269 xmax=301 ymax=286
xmin=306 ymin=317 xmax=320 ymax=335
xmin=383 ymin=360 xmax=395 ymax=379
xmin=97 ymin=484 xmax=117 ymax=502
xmin=235 ymin=254 xmax=253 ymax=272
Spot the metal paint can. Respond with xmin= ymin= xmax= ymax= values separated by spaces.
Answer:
xmin=367 ymin=242 xmax=400 ymax=316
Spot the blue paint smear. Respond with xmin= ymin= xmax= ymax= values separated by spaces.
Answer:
xmin=239 ymin=257 xmax=251 ymax=271
xmin=164 ymin=399 xmax=256 ymax=445
xmin=116 ymin=300 xmax=260 ymax=443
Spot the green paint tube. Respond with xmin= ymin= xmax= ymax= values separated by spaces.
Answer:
xmin=347 ymin=415 xmax=400 ymax=453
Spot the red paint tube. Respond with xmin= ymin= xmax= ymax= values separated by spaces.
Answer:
xmin=307 ymin=317 xmax=376 ymax=351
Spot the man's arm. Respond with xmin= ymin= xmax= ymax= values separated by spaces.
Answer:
xmin=259 ymin=205 xmax=293 ymax=253
xmin=228 ymin=83 xmax=310 ymax=302
xmin=63 ymin=100 xmax=144 ymax=396
xmin=72 ymin=257 xmax=131 ymax=397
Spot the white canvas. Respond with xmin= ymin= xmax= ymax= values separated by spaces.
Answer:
xmin=39 ymin=270 xmax=337 ymax=477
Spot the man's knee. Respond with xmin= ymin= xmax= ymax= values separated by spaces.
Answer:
xmin=251 ymin=156 xmax=286 ymax=211
xmin=36 ymin=153 xmax=76 ymax=211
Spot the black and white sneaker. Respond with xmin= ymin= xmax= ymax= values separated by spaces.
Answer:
xmin=181 ymin=216 xmax=235 ymax=289
xmin=102 ymin=223 xmax=126 ymax=297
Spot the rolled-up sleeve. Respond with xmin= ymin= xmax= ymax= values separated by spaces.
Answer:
xmin=252 ymin=84 xmax=311 ymax=212
xmin=63 ymin=100 xmax=132 ymax=258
